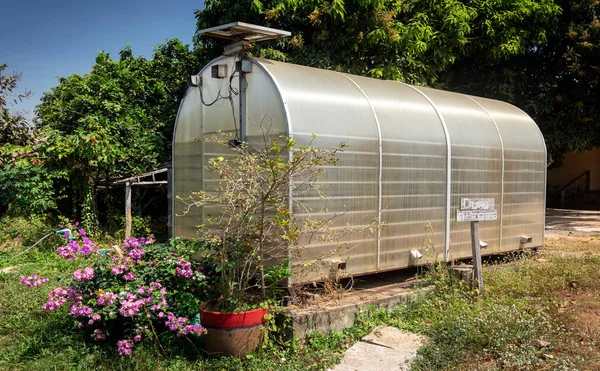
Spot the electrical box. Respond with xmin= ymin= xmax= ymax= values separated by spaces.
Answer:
xmin=188 ymin=75 xmax=202 ymax=87
xmin=235 ymin=60 xmax=253 ymax=73
xmin=211 ymin=64 xmax=228 ymax=79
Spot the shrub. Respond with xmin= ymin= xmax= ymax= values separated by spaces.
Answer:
xmin=0 ymin=214 xmax=61 ymax=252
xmin=0 ymin=144 xmax=61 ymax=216
xmin=20 ymin=223 xmax=210 ymax=356
xmin=179 ymin=131 xmax=363 ymax=312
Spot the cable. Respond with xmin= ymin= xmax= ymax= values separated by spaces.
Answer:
xmin=197 ymin=56 xmax=243 ymax=140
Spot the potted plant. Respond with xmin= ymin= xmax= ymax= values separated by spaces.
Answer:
xmin=181 ymin=129 xmax=347 ymax=357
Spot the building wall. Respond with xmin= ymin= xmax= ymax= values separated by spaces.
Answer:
xmin=547 ymin=147 xmax=600 ymax=193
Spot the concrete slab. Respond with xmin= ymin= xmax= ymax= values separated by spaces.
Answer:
xmin=329 ymin=326 xmax=426 ymax=371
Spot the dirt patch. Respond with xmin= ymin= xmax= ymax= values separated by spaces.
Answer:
xmin=546 ymin=289 xmax=600 ymax=370
xmin=544 ymin=234 xmax=600 ymax=255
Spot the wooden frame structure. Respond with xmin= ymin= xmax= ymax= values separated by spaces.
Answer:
xmin=106 ymin=165 xmax=171 ymax=238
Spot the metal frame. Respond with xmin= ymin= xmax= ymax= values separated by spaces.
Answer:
xmin=398 ymin=83 xmax=453 ymax=262
xmin=464 ymin=95 xmax=505 ymax=251
xmin=340 ymin=74 xmax=384 ymax=270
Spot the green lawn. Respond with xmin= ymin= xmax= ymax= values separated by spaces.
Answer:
xmin=1 ymin=236 xmax=599 ymax=370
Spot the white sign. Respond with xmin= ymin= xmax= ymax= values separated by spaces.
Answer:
xmin=457 ymin=210 xmax=498 ymax=222
xmin=460 ymin=198 xmax=495 ymax=211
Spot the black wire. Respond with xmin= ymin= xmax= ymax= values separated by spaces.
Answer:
xmin=196 ymin=56 xmax=243 ymax=140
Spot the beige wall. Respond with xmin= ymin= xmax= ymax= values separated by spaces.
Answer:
xmin=547 ymin=147 xmax=600 ymax=193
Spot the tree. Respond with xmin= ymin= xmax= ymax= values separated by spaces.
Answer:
xmin=193 ymin=1 xmax=600 ymax=160
xmin=0 ymin=64 xmax=58 ymax=215
xmin=441 ymin=0 xmax=600 ymax=161
xmin=0 ymin=64 xmax=32 ymax=146
xmin=195 ymin=0 xmax=559 ymax=85
xmin=36 ymin=39 xmax=202 ymax=225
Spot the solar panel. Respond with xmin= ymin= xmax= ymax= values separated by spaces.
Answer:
xmin=198 ymin=22 xmax=291 ymax=43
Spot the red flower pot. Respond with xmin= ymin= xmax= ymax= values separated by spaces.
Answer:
xmin=200 ymin=299 xmax=268 ymax=357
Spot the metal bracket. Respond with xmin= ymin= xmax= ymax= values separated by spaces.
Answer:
xmin=224 ymin=40 xmax=252 ymax=56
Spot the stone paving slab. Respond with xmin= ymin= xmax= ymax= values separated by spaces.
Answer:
xmin=329 ymin=326 xmax=426 ymax=371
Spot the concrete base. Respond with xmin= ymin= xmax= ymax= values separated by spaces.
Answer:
xmin=281 ymin=277 xmax=424 ymax=339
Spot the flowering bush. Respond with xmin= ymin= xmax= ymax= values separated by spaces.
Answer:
xmin=21 ymin=226 xmax=210 ymax=356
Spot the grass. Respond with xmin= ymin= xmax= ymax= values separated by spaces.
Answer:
xmin=1 ymin=234 xmax=600 ymax=370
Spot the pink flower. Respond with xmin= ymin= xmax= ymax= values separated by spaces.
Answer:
xmin=123 ymin=271 xmax=137 ymax=281
xmin=19 ymin=275 xmax=49 ymax=287
xmin=41 ymin=287 xmax=70 ymax=311
xmin=181 ymin=324 xmax=206 ymax=336
xmin=176 ymin=258 xmax=193 ymax=278
xmin=93 ymin=329 xmax=106 ymax=340
xmin=96 ymin=291 xmax=118 ymax=306
xmin=117 ymin=339 xmax=135 ymax=356
xmin=128 ymin=248 xmax=144 ymax=261
xmin=57 ymin=237 xmax=96 ymax=259
xmin=69 ymin=302 xmax=93 ymax=317
xmin=73 ymin=267 xmax=94 ymax=281
xmin=111 ymin=264 xmax=129 ymax=275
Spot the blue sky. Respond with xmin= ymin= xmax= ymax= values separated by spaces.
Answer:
xmin=1 ymin=0 xmax=203 ymax=116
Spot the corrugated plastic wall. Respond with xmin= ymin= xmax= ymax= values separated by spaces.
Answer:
xmin=172 ymin=56 xmax=546 ymax=283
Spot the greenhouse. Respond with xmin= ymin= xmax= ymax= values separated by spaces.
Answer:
xmin=172 ymin=54 xmax=546 ymax=283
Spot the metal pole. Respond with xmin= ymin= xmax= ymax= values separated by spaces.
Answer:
xmin=470 ymin=220 xmax=484 ymax=293
xmin=167 ymin=169 xmax=173 ymax=238
xmin=239 ymin=56 xmax=247 ymax=142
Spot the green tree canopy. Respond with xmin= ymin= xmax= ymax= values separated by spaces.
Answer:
xmin=37 ymin=39 xmax=201 ymax=186
xmin=193 ymin=1 xmax=600 ymax=160
xmin=0 ymin=64 xmax=57 ymax=215
xmin=195 ymin=0 xmax=559 ymax=85
xmin=442 ymin=0 xmax=600 ymax=161
xmin=1 ymin=64 xmax=33 ymax=147
xmin=33 ymin=39 xmax=202 ymax=223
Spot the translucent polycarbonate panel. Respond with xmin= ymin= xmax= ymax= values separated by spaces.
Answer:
xmin=255 ymin=59 xmax=379 ymax=282
xmin=341 ymin=75 xmax=448 ymax=268
xmin=415 ymin=87 xmax=503 ymax=258
xmin=245 ymin=60 xmax=287 ymax=145
xmin=173 ymin=56 xmax=261 ymax=239
xmin=173 ymin=88 xmax=204 ymax=239
xmin=173 ymin=55 xmax=546 ymax=283
xmin=470 ymin=97 xmax=545 ymax=250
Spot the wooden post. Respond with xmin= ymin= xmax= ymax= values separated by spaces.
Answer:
xmin=167 ymin=169 xmax=173 ymax=238
xmin=470 ymin=221 xmax=484 ymax=293
xmin=125 ymin=182 xmax=132 ymax=239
